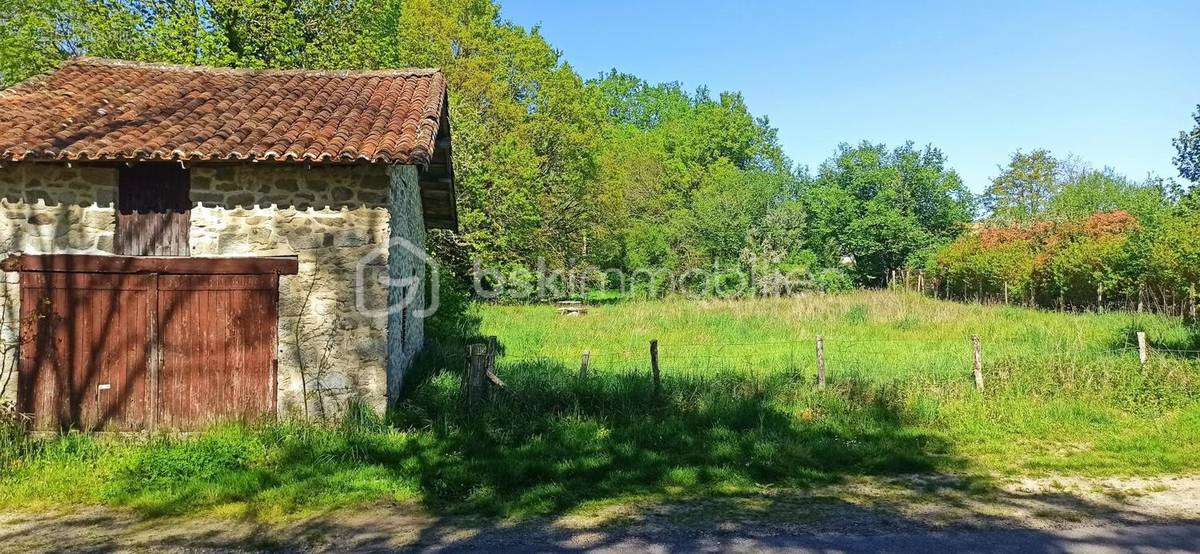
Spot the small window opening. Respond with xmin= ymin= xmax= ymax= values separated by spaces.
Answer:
xmin=116 ymin=164 xmax=191 ymax=256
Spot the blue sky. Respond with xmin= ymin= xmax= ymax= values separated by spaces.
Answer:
xmin=499 ymin=0 xmax=1199 ymax=192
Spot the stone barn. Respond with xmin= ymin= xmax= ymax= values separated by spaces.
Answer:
xmin=0 ymin=58 xmax=457 ymax=430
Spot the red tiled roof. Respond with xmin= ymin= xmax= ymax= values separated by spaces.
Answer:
xmin=0 ymin=58 xmax=448 ymax=165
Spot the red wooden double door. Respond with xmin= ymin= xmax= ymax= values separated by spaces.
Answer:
xmin=14 ymin=256 xmax=294 ymax=431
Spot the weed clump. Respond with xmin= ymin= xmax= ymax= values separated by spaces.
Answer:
xmin=845 ymin=303 xmax=870 ymax=325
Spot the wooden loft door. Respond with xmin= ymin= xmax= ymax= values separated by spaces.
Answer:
xmin=116 ymin=164 xmax=191 ymax=256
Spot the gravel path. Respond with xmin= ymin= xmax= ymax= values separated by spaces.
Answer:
xmin=2 ymin=475 xmax=1198 ymax=553
xmin=485 ymin=525 xmax=1200 ymax=553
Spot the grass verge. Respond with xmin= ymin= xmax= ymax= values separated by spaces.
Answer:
xmin=1 ymin=291 xmax=1197 ymax=521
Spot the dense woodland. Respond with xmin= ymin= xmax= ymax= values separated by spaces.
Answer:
xmin=2 ymin=0 xmax=1199 ymax=311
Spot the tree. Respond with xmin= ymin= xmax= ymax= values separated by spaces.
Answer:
xmin=1146 ymin=208 xmax=1200 ymax=295
xmin=984 ymin=149 xmax=1061 ymax=221
xmin=1048 ymin=168 xmax=1170 ymax=226
xmin=689 ymin=164 xmax=782 ymax=265
xmin=1037 ymin=212 xmax=1140 ymax=307
xmin=588 ymin=71 xmax=794 ymax=276
xmin=1174 ymin=105 xmax=1200 ymax=184
xmin=800 ymin=142 xmax=974 ymax=284
xmin=930 ymin=228 xmax=1037 ymax=302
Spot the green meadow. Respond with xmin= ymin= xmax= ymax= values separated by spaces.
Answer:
xmin=2 ymin=291 xmax=1198 ymax=521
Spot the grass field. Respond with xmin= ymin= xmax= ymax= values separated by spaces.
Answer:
xmin=482 ymin=290 xmax=1198 ymax=380
xmin=473 ymin=291 xmax=1200 ymax=476
xmin=2 ymin=291 xmax=1198 ymax=522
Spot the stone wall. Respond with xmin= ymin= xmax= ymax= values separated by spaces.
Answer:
xmin=386 ymin=165 xmax=426 ymax=401
xmin=0 ymin=162 xmax=425 ymax=419
xmin=191 ymin=164 xmax=396 ymax=418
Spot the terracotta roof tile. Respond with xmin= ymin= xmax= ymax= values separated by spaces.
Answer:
xmin=0 ymin=57 xmax=448 ymax=165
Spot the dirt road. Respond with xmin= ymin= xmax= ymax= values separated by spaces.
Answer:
xmin=2 ymin=475 xmax=1198 ymax=552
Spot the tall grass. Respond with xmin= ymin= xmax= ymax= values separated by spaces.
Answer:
xmin=0 ymin=401 xmax=33 ymax=469
xmin=1 ymin=291 xmax=1198 ymax=521
xmin=479 ymin=291 xmax=1197 ymax=388
xmin=470 ymin=290 xmax=1200 ymax=476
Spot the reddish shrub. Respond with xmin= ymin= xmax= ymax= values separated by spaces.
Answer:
xmin=1082 ymin=211 xmax=1139 ymax=238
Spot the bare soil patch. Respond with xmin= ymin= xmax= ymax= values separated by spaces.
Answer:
xmin=3 ymin=475 xmax=1198 ymax=552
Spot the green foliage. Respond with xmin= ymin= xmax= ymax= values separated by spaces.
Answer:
xmin=738 ymin=200 xmax=814 ymax=294
xmin=930 ymin=207 xmax=1200 ymax=311
xmin=813 ymin=268 xmax=855 ymax=293
xmin=930 ymin=230 xmax=1036 ymax=301
xmin=421 ymin=256 xmax=481 ymax=346
xmin=1145 ymin=208 xmax=1200 ymax=293
xmin=1038 ymin=223 xmax=1136 ymax=306
xmin=116 ymin=426 xmax=266 ymax=495
xmin=844 ymin=302 xmax=869 ymax=324
xmin=799 ymin=142 xmax=974 ymax=285
xmin=937 ymin=151 xmax=1197 ymax=312
xmin=1048 ymin=169 xmax=1172 ymax=225
xmin=587 ymin=72 xmax=795 ymax=276
xmin=0 ymin=401 xmax=32 ymax=469
xmin=1174 ymin=105 xmax=1200 ymax=183
xmin=984 ymin=149 xmax=1061 ymax=221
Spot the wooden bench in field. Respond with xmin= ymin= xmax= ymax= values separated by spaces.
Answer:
xmin=556 ymin=300 xmax=587 ymax=316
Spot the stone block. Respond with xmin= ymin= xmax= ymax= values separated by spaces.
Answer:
xmin=227 ymin=192 xmax=255 ymax=206
xmin=357 ymin=189 xmax=386 ymax=205
xmin=193 ymin=191 xmax=225 ymax=206
xmin=218 ymin=233 xmax=251 ymax=253
xmin=27 ymin=212 xmax=56 ymax=226
xmin=249 ymin=226 xmax=275 ymax=246
xmin=331 ymin=186 xmax=354 ymax=203
xmin=287 ymin=231 xmax=329 ymax=250
xmin=82 ymin=208 xmax=114 ymax=230
xmin=332 ymin=229 xmax=370 ymax=247
xmin=96 ymin=233 xmax=114 ymax=253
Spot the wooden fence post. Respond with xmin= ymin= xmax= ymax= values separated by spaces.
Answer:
xmin=1137 ymin=331 xmax=1149 ymax=366
xmin=918 ymin=270 xmax=925 ymax=294
xmin=580 ymin=350 xmax=590 ymax=378
xmin=1185 ymin=282 xmax=1195 ymax=321
xmin=815 ymin=335 xmax=826 ymax=390
xmin=487 ymin=335 xmax=498 ymax=374
xmin=465 ymin=343 xmax=488 ymax=414
xmin=650 ymin=339 xmax=660 ymax=395
xmin=971 ymin=335 xmax=984 ymax=391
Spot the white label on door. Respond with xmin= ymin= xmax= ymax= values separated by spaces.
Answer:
xmin=98 ymin=383 xmax=112 ymax=390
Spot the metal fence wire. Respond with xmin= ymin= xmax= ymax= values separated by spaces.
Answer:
xmin=490 ymin=332 xmax=1197 ymax=388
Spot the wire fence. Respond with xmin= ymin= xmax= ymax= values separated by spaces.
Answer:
xmin=487 ymin=333 xmax=1199 ymax=387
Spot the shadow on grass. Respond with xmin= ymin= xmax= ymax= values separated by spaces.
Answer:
xmin=388 ymin=359 xmax=963 ymax=518
xmin=58 ymin=354 xmax=967 ymax=523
